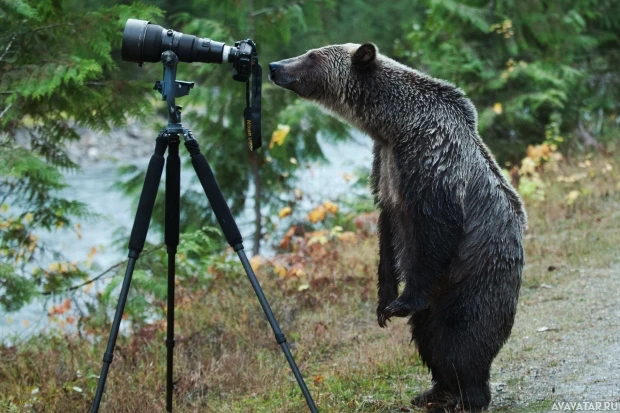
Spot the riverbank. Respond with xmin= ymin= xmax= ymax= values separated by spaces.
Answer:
xmin=1 ymin=155 xmax=618 ymax=412
xmin=66 ymin=121 xmax=158 ymax=164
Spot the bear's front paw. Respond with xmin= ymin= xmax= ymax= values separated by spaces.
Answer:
xmin=381 ymin=299 xmax=412 ymax=322
xmin=378 ymin=297 xmax=429 ymax=327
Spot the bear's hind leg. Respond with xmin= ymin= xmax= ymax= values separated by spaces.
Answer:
xmin=419 ymin=374 xmax=490 ymax=412
xmin=410 ymin=311 xmax=456 ymax=410
xmin=431 ymin=338 xmax=492 ymax=412
xmin=420 ymin=302 xmax=495 ymax=411
xmin=411 ymin=382 xmax=452 ymax=408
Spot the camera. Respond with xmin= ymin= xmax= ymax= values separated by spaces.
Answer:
xmin=121 ymin=19 xmax=261 ymax=150
xmin=122 ymin=19 xmax=255 ymax=82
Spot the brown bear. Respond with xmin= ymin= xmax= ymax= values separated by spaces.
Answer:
xmin=269 ymin=43 xmax=526 ymax=412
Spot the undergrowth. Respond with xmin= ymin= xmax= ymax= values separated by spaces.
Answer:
xmin=1 ymin=154 xmax=619 ymax=412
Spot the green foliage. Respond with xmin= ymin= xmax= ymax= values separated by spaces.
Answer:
xmin=0 ymin=0 xmax=162 ymax=311
xmin=398 ymin=0 xmax=620 ymax=163
xmin=322 ymin=0 xmax=412 ymax=51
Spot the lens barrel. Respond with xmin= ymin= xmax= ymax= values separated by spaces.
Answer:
xmin=122 ymin=19 xmax=227 ymax=65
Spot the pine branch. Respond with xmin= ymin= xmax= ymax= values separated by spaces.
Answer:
xmin=40 ymin=243 xmax=165 ymax=296
xmin=0 ymin=35 xmax=16 ymax=62
xmin=29 ymin=23 xmax=73 ymax=34
xmin=251 ymin=2 xmax=305 ymax=17
xmin=0 ymin=103 xmax=12 ymax=119
xmin=251 ymin=7 xmax=274 ymax=17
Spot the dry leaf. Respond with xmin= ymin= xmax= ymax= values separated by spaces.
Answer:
xmin=565 ymin=190 xmax=580 ymax=205
xmin=279 ymin=226 xmax=296 ymax=250
xmin=249 ymin=255 xmax=266 ymax=271
xmin=308 ymin=205 xmax=327 ymax=223
xmin=279 ymin=206 xmax=292 ymax=218
xmin=337 ymin=231 xmax=358 ymax=244
xmin=269 ymin=124 xmax=290 ymax=149
xmin=323 ymin=201 xmax=338 ymax=214
xmin=274 ymin=264 xmax=287 ymax=278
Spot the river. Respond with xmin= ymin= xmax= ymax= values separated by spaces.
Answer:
xmin=0 ymin=133 xmax=373 ymax=342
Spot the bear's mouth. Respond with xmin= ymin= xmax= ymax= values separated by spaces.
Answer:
xmin=269 ymin=73 xmax=297 ymax=87
xmin=271 ymin=76 xmax=318 ymax=99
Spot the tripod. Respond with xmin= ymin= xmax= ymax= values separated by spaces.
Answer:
xmin=91 ymin=51 xmax=318 ymax=413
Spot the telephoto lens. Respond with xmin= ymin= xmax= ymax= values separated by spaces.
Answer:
xmin=121 ymin=19 xmax=234 ymax=65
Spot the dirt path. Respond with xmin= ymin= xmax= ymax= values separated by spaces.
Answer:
xmin=492 ymin=260 xmax=620 ymax=411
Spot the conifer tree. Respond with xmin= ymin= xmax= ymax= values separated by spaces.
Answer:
xmin=0 ymin=0 xmax=162 ymax=311
xmin=399 ymin=0 xmax=620 ymax=161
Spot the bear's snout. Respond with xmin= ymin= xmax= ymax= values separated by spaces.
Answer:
xmin=268 ymin=60 xmax=296 ymax=87
xmin=268 ymin=61 xmax=286 ymax=84
xmin=268 ymin=62 xmax=283 ymax=74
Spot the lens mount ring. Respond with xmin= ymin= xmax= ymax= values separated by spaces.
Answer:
xmin=136 ymin=20 xmax=149 ymax=62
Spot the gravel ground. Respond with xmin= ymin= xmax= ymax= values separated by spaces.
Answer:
xmin=491 ymin=262 xmax=620 ymax=411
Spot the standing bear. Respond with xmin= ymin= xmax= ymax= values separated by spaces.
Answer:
xmin=269 ymin=43 xmax=526 ymax=412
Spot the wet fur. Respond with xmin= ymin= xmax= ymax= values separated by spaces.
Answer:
xmin=270 ymin=44 xmax=526 ymax=411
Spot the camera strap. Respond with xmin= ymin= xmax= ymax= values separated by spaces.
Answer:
xmin=244 ymin=41 xmax=262 ymax=151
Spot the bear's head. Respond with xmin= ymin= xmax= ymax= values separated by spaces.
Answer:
xmin=269 ymin=43 xmax=382 ymax=123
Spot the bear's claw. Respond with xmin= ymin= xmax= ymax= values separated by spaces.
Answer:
xmin=376 ymin=308 xmax=389 ymax=328
xmin=377 ymin=299 xmax=412 ymax=327
xmin=378 ymin=297 xmax=430 ymax=327
xmin=383 ymin=299 xmax=413 ymax=317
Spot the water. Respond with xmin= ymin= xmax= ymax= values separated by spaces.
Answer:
xmin=0 ymin=134 xmax=373 ymax=342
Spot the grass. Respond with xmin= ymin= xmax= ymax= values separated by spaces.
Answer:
xmin=2 ymin=154 xmax=620 ymax=412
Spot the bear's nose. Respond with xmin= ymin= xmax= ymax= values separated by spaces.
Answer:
xmin=269 ymin=62 xmax=283 ymax=73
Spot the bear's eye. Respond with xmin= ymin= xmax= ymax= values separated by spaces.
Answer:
xmin=308 ymin=52 xmax=317 ymax=60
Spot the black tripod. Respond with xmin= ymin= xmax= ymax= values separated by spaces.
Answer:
xmin=91 ymin=51 xmax=318 ymax=413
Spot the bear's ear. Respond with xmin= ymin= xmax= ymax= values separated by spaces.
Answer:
xmin=352 ymin=43 xmax=377 ymax=66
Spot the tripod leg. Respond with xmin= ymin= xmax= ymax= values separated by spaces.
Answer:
xmin=165 ymin=137 xmax=181 ymax=412
xmin=91 ymin=134 xmax=168 ymax=413
xmin=183 ymin=134 xmax=319 ymax=413
xmin=236 ymin=249 xmax=319 ymax=412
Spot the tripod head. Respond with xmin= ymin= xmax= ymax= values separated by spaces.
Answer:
xmin=152 ymin=48 xmax=262 ymax=149
xmin=153 ymin=51 xmax=192 ymax=134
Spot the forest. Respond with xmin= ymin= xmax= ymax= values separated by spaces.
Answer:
xmin=1 ymin=0 xmax=619 ymax=412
